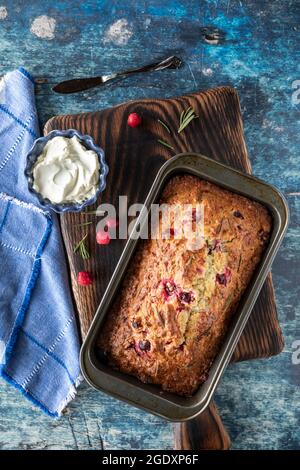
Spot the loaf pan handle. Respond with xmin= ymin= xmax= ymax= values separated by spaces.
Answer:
xmin=174 ymin=401 xmax=231 ymax=450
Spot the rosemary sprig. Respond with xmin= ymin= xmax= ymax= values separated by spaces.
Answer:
xmin=73 ymin=233 xmax=90 ymax=260
xmin=157 ymin=139 xmax=174 ymax=151
xmin=157 ymin=119 xmax=171 ymax=134
xmin=178 ymin=106 xmax=198 ymax=133
xmin=179 ymin=109 xmax=186 ymax=127
xmin=179 ymin=106 xmax=193 ymax=126
xmin=79 ymin=242 xmax=90 ymax=260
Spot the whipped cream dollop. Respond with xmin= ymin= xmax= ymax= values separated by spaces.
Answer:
xmin=32 ymin=136 xmax=100 ymax=204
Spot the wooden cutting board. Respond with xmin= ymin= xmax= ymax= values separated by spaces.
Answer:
xmin=44 ymin=86 xmax=284 ymax=449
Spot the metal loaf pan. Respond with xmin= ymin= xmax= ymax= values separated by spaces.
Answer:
xmin=80 ymin=153 xmax=289 ymax=421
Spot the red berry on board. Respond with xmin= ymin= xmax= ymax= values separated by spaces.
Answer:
xmin=77 ymin=271 xmax=93 ymax=286
xmin=96 ymin=230 xmax=111 ymax=245
xmin=127 ymin=113 xmax=142 ymax=128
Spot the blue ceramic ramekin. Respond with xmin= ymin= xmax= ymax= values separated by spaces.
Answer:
xmin=25 ymin=129 xmax=109 ymax=213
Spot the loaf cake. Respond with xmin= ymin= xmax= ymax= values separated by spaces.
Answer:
xmin=98 ymin=174 xmax=272 ymax=396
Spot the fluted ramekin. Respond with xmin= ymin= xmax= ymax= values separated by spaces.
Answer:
xmin=25 ymin=129 xmax=108 ymax=213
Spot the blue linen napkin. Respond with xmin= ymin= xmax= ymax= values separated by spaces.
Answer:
xmin=0 ymin=67 xmax=82 ymax=417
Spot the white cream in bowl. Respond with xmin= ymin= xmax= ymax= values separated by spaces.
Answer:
xmin=32 ymin=136 xmax=100 ymax=204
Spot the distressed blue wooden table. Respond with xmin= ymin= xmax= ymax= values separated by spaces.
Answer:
xmin=0 ymin=0 xmax=299 ymax=450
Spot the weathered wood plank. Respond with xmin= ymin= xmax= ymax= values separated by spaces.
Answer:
xmin=0 ymin=0 xmax=299 ymax=450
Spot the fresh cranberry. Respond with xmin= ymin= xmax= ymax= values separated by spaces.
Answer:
xmin=96 ymin=230 xmax=110 ymax=245
xmin=77 ymin=271 xmax=93 ymax=286
xmin=127 ymin=112 xmax=142 ymax=128
xmin=233 ymin=210 xmax=244 ymax=219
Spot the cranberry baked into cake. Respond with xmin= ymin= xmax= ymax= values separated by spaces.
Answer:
xmin=98 ymin=175 xmax=272 ymax=396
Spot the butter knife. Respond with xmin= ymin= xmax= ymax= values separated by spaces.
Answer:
xmin=53 ymin=55 xmax=182 ymax=94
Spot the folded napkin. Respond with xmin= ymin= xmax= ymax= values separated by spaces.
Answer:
xmin=0 ymin=68 xmax=81 ymax=417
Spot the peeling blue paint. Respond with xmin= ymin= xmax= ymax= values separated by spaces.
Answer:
xmin=0 ymin=0 xmax=299 ymax=450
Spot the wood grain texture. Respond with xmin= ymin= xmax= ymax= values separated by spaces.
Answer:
xmin=174 ymin=402 xmax=231 ymax=450
xmin=0 ymin=0 xmax=298 ymax=451
xmin=44 ymin=86 xmax=284 ymax=360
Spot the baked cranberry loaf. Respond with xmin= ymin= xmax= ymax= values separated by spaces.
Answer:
xmin=98 ymin=175 xmax=272 ymax=396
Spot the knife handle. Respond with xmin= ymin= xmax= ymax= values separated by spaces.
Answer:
xmin=174 ymin=401 xmax=231 ymax=450
xmin=116 ymin=55 xmax=182 ymax=77
xmin=52 ymin=56 xmax=182 ymax=94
